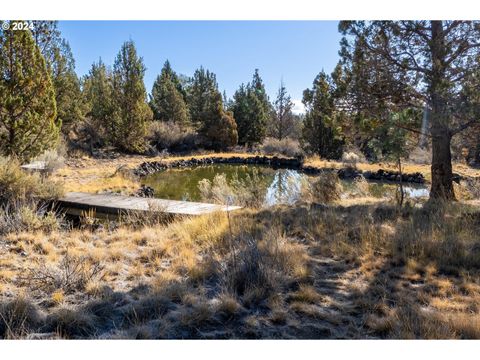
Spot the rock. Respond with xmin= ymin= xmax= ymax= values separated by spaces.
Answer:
xmin=136 ymin=185 xmax=155 ymax=198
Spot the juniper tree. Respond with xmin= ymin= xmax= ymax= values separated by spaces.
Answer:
xmin=112 ymin=40 xmax=152 ymax=153
xmin=150 ymin=61 xmax=189 ymax=126
xmin=187 ymin=67 xmax=237 ymax=149
xmin=31 ymin=21 xmax=83 ymax=133
xmin=230 ymin=70 xmax=270 ymax=145
xmin=339 ymin=21 xmax=480 ymax=200
xmin=0 ymin=24 xmax=60 ymax=161
xmin=301 ymin=71 xmax=344 ymax=159
xmin=81 ymin=59 xmax=115 ymax=148
xmin=269 ymin=80 xmax=296 ymax=140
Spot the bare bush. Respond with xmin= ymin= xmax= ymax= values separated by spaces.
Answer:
xmin=352 ymin=176 xmax=371 ymax=197
xmin=260 ymin=137 xmax=303 ymax=158
xmin=22 ymin=253 xmax=105 ymax=295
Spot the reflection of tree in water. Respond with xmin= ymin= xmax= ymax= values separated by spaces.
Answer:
xmin=265 ymin=169 xmax=304 ymax=206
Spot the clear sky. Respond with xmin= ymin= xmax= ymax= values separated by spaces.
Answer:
xmin=58 ymin=21 xmax=342 ymax=113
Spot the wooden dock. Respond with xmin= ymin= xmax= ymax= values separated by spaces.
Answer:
xmin=57 ymin=192 xmax=242 ymax=217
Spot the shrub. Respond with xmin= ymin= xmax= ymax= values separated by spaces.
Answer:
xmin=260 ymin=137 xmax=303 ymax=158
xmin=147 ymin=121 xmax=197 ymax=152
xmin=22 ymin=253 xmax=105 ymax=295
xmin=0 ymin=204 xmax=62 ymax=235
xmin=341 ymin=151 xmax=361 ymax=168
xmin=351 ymin=176 xmax=370 ymax=197
xmin=33 ymin=149 xmax=65 ymax=175
xmin=198 ymin=174 xmax=236 ymax=205
xmin=198 ymin=170 xmax=267 ymax=208
xmin=0 ymin=298 xmax=44 ymax=339
xmin=301 ymin=171 xmax=342 ymax=204
xmin=0 ymin=157 xmax=64 ymax=206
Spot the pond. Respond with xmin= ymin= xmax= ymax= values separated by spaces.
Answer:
xmin=142 ymin=164 xmax=429 ymax=206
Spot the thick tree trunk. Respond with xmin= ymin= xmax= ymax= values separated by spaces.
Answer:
xmin=430 ymin=128 xmax=455 ymax=200
xmin=429 ymin=20 xmax=456 ymax=200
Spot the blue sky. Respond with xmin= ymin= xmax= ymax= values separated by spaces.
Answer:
xmin=59 ymin=21 xmax=342 ymax=113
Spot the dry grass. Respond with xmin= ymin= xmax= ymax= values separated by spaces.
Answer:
xmin=2 ymin=158 xmax=480 ymax=338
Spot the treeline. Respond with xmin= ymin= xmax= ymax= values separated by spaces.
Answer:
xmin=0 ymin=20 xmax=344 ymax=162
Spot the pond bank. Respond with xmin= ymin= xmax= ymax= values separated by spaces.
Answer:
xmin=135 ymin=155 xmax=426 ymax=184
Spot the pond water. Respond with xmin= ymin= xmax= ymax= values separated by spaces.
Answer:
xmin=142 ymin=164 xmax=429 ymax=205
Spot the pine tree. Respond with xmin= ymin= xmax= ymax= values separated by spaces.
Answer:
xmin=150 ymin=61 xmax=189 ymax=126
xmin=339 ymin=21 xmax=480 ymax=200
xmin=111 ymin=40 xmax=152 ymax=153
xmin=301 ymin=71 xmax=344 ymax=159
xmin=0 ymin=24 xmax=60 ymax=161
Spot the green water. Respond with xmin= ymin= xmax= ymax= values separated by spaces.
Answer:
xmin=142 ymin=164 xmax=429 ymax=205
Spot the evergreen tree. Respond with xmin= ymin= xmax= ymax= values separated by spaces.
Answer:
xmin=269 ymin=80 xmax=296 ymax=140
xmin=0 ymin=24 xmax=60 ymax=161
xmin=52 ymin=40 xmax=84 ymax=132
xmin=231 ymin=70 xmax=270 ymax=145
xmin=150 ymin=61 xmax=189 ymax=126
xmin=230 ymin=84 xmax=250 ymax=144
xmin=187 ymin=67 xmax=237 ymax=149
xmin=111 ymin=40 xmax=152 ymax=153
xmin=187 ymin=67 xmax=218 ymax=128
xmin=301 ymin=71 xmax=344 ymax=159
xmin=251 ymin=69 xmax=271 ymax=113
xmin=31 ymin=21 xmax=83 ymax=133
xmin=81 ymin=59 xmax=115 ymax=147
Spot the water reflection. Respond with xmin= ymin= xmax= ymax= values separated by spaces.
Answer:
xmin=143 ymin=164 xmax=429 ymax=206
xmin=265 ymin=169 xmax=304 ymax=206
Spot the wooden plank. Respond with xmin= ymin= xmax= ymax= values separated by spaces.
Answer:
xmin=57 ymin=192 xmax=242 ymax=217
xmin=21 ymin=161 xmax=47 ymax=172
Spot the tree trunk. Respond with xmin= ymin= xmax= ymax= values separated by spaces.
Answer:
xmin=429 ymin=20 xmax=456 ymax=200
xmin=430 ymin=129 xmax=455 ymax=199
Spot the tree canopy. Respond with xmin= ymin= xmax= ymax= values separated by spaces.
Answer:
xmin=0 ymin=24 xmax=60 ymax=161
xmin=338 ymin=20 xmax=480 ymax=199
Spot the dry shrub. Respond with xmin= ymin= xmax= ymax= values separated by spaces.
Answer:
xmin=33 ymin=149 xmax=65 ymax=175
xmin=0 ymin=298 xmax=44 ymax=339
xmin=45 ymin=308 xmax=97 ymax=338
xmin=119 ymin=201 xmax=173 ymax=228
xmin=0 ymin=204 xmax=62 ymax=235
xmin=260 ymin=137 xmax=303 ymax=158
xmin=301 ymin=171 xmax=342 ymax=204
xmin=198 ymin=174 xmax=236 ymax=206
xmin=22 ymin=252 xmax=104 ymax=295
xmin=0 ymin=156 xmax=64 ymax=206
xmin=341 ymin=151 xmax=360 ymax=168
xmin=198 ymin=171 xmax=266 ymax=208
xmin=147 ymin=121 xmax=197 ymax=152
xmin=352 ymin=176 xmax=370 ymax=197
xmin=224 ymin=228 xmax=309 ymax=307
